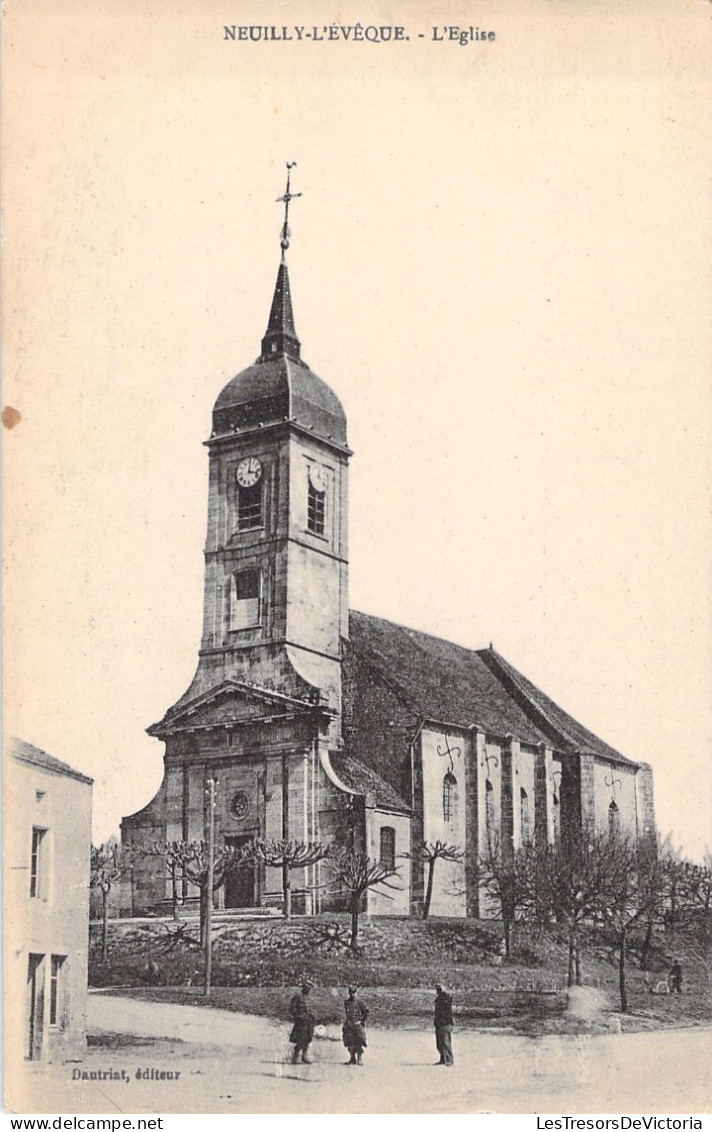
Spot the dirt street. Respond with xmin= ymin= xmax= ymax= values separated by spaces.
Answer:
xmin=8 ymin=991 xmax=712 ymax=1114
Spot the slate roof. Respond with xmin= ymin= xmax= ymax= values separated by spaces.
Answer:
xmin=9 ymin=737 xmax=94 ymax=784
xmin=330 ymin=752 xmax=411 ymax=813
xmin=346 ymin=611 xmax=635 ymax=766
xmin=211 ymin=261 xmax=348 ymax=448
xmin=477 ymin=648 xmax=635 ymax=765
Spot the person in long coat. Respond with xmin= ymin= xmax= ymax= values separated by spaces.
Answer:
xmin=288 ymin=982 xmax=316 ymax=1064
xmin=668 ymin=960 xmax=683 ymax=994
xmin=342 ymin=986 xmax=369 ymax=1065
xmin=433 ymin=984 xmax=454 ymax=1065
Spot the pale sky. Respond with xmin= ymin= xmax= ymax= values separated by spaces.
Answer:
xmin=4 ymin=0 xmax=711 ymax=859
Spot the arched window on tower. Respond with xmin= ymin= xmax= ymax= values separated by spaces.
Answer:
xmin=520 ymin=787 xmax=531 ymax=844
xmin=379 ymin=826 xmax=396 ymax=871
xmin=608 ymin=800 xmax=621 ymax=839
xmin=307 ymin=481 xmax=326 ymax=535
xmin=237 ymin=480 xmax=263 ymax=531
xmin=443 ymin=773 xmax=458 ymax=824
xmin=485 ymin=778 xmax=495 ymax=847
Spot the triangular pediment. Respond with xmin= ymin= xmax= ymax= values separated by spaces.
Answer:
xmin=149 ymin=679 xmax=320 ymax=736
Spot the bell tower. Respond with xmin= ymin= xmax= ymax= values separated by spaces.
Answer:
xmin=123 ymin=167 xmax=353 ymax=915
xmin=173 ymin=165 xmax=350 ymax=722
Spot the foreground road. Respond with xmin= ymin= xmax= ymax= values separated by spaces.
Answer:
xmin=8 ymin=992 xmax=712 ymax=1114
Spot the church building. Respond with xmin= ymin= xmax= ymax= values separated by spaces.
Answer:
xmin=121 ymin=173 xmax=655 ymax=919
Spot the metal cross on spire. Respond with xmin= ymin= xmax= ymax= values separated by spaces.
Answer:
xmin=276 ymin=162 xmax=302 ymax=260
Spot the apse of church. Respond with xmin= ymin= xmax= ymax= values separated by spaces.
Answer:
xmin=122 ymin=167 xmax=655 ymax=920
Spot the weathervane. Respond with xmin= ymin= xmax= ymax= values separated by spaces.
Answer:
xmin=276 ymin=162 xmax=302 ymax=259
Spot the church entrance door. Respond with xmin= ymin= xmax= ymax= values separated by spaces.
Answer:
xmin=224 ymin=835 xmax=256 ymax=908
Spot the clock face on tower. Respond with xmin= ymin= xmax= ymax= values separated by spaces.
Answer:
xmin=236 ymin=457 xmax=262 ymax=488
xmin=308 ymin=464 xmax=328 ymax=493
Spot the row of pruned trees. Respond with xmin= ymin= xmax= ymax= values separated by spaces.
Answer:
xmin=91 ymin=838 xmax=402 ymax=955
xmin=479 ymin=832 xmax=712 ymax=1011
xmin=91 ymin=831 xmax=712 ymax=1006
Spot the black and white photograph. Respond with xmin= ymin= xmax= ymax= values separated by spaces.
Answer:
xmin=3 ymin=0 xmax=712 ymax=1118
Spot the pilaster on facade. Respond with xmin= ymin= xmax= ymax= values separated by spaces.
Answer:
xmin=635 ymin=762 xmax=656 ymax=840
xmin=579 ymin=753 xmax=596 ymax=830
xmin=535 ymin=743 xmax=555 ymax=845
xmin=475 ymin=730 xmax=489 ymax=862
xmin=409 ymin=727 xmax=425 ymax=915
xmin=501 ymin=734 xmax=519 ymax=857
xmin=465 ymin=727 xmax=483 ymax=917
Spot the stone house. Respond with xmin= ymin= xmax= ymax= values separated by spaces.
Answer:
xmin=5 ymin=738 xmax=93 ymax=1064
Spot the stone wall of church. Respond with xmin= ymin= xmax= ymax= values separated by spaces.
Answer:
xmin=591 ymin=760 xmax=638 ymax=839
xmin=340 ymin=646 xmax=417 ymax=807
xmin=365 ymin=809 xmax=411 ymax=916
xmin=287 ymin=435 xmax=349 ymax=652
xmin=121 ymin=777 xmax=168 ymax=912
xmin=420 ymin=727 xmax=467 ymax=918
xmin=479 ymin=738 xmax=503 ymax=855
xmin=635 ymin=762 xmax=655 ymax=839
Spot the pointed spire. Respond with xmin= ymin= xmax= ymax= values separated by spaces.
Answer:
xmin=260 ymin=162 xmax=302 ymax=362
xmin=260 ymin=260 xmax=301 ymax=361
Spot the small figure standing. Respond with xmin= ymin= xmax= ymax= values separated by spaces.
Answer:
xmin=289 ymin=981 xmax=316 ymax=1063
xmin=433 ymin=984 xmax=454 ymax=1066
xmin=342 ymin=986 xmax=369 ymax=1065
xmin=668 ymin=960 xmax=683 ymax=995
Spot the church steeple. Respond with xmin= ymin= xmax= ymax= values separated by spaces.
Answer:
xmin=260 ymin=260 xmax=301 ymax=361
xmin=260 ymin=163 xmax=302 ymax=362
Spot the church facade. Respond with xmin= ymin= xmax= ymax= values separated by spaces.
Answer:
xmin=121 ymin=197 xmax=655 ymax=919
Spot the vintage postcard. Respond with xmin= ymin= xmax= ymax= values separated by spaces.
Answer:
xmin=3 ymin=0 xmax=711 ymax=1118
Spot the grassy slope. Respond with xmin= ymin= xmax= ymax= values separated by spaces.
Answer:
xmin=90 ymin=914 xmax=712 ymax=1034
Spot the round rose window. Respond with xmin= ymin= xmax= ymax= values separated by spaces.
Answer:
xmin=230 ymin=791 xmax=250 ymax=820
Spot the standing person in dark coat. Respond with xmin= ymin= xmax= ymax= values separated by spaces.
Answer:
xmin=288 ymin=982 xmax=316 ymax=1063
xmin=433 ymin=984 xmax=454 ymax=1065
xmin=669 ymin=960 xmax=683 ymax=994
xmin=342 ymin=986 xmax=369 ymax=1065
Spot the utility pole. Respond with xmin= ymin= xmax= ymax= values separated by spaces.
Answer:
xmin=204 ymin=777 xmax=216 ymax=997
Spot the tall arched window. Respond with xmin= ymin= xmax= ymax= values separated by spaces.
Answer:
xmin=608 ymin=800 xmax=620 ymax=839
xmin=485 ymin=778 xmax=495 ymax=846
xmin=379 ymin=826 xmax=396 ymax=871
xmin=520 ymin=787 xmax=531 ymax=844
xmin=552 ymin=791 xmax=561 ymax=843
xmin=443 ymin=773 xmax=458 ymax=824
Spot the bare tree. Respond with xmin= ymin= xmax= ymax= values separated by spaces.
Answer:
xmin=597 ymin=835 xmax=665 ymax=1011
xmin=525 ymin=829 xmax=622 ymax=987
xmin=329 ymin=851 xmax=401 ymax=952
xmin=139 ymin=842 xmax=184 ymax=921
xmin=90 ymin=841 xmax=132 ymax=963
xmin=404 ymin=841 xmax=464 ymax=920
xmin=156 ymin=840 xmax=245 ymax=945
xmin=660 ymin=848 xmax=693 ymax=937
xmin=687 ymin=852 xmax=712 ymax=929
xmin=477 ymin=833 xmax=528 ymax=959
xmin=244 ymin=838 xmax=332 ymax=919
